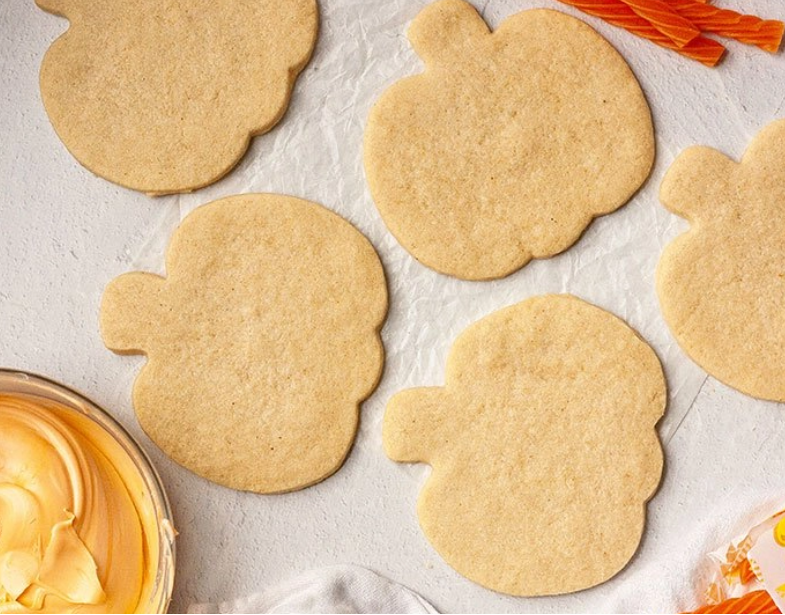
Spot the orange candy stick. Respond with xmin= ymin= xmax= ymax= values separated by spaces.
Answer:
xmin=664 ymin=0 xmax=784 ymax=53
xmin=619 ymin=0 xmax=702 ymax=46
xmin=739 ymin=558 xmax=758 ymax=585
xmin=688 ymin=590 xmax=780 ymax=614
xmin=556 ymin=0 xmax=726 ymax=66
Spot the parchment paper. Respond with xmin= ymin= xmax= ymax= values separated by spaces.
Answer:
xmin=121 ymin=0 xmax=785 ymax=610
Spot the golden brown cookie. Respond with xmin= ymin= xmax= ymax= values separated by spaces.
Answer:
xmin=384 ymin=294 xmax=665 ymax=595
xmin=657 ymin=119 xmax=785 ymax=402
xmin=37 ymin=0 xmax=318 ymax=195
xmin=364 ymin=0 xmax=654 ymax=281
xmin=100 ymin=194 xmax=387 ymax=493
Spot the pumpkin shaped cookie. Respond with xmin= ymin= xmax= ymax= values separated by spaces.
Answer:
xmin=384 ymin=295 xmax=665 ymax=595
xmin=657 ymin=119 xmax=785 ymax=402
xmin=37 ymin=0 xmax=317 ymax=194
xmin=100 ymin=194 xmax=387 ymax=493
xmin=364 ymin=0 xmax=654 ymax=280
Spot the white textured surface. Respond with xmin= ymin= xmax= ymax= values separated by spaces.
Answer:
xmin=1 ymin=0 xmax=784 ymax=612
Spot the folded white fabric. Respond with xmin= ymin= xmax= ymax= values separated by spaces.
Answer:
xmin=187 ymin=565 xmax=438 ymax=614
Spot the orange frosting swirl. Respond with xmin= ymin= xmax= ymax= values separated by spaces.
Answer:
xmin=0 ymin=393 xmax=160 ymax=613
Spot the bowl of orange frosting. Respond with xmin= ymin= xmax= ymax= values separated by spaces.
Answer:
xmin=0 ymin=369 xmax=175 ymax=613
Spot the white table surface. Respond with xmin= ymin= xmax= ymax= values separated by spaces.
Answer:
xmin=2 ymin=0 xmax=785 ymax=612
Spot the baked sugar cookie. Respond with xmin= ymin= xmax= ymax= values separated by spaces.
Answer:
xmin=658 ymin=119 xmax=785 ymax=402
xmin=364 ymin=0 xmax=654 ymax=280
xmin=37 ymin=0 xmax=317 ymax=195
xmin=100 ymin=194 xmax=387 ymax=493
xmin=384 ymin=295 xmax=665 ymax=595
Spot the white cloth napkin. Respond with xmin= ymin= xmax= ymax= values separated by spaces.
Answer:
xmin=187 ymin=565 xmax=438 ymax=614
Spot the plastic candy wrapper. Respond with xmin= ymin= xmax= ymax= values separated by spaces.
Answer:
xmin=688 ymin=509 xmax=785 ymax=613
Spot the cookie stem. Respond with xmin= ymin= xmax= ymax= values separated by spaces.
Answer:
xmin=408 ymin=0 xmax=490 ymax=67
